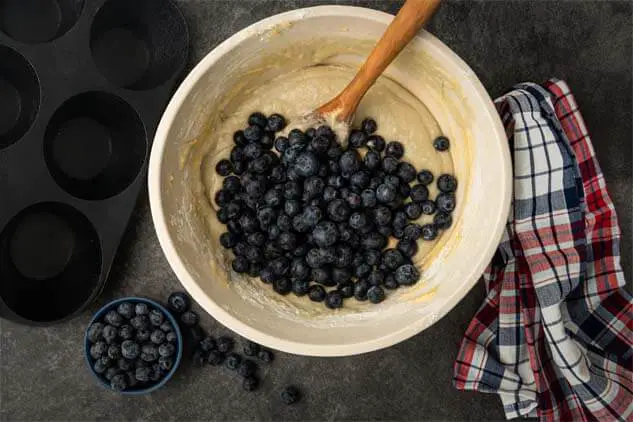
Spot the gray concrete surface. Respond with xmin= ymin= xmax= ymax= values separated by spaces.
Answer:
xmin=1 ymin=1 xmax=631 ymax=420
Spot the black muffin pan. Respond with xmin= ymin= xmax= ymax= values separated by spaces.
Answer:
xmin=0 ymin=0 xmax=189 ymax=325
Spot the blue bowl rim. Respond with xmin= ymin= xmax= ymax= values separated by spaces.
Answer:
xmin=84 ymin=296 xmax=183 ymax=395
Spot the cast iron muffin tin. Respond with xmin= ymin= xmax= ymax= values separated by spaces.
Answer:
xmin=0 ymin=0 xmax=189 ymax=324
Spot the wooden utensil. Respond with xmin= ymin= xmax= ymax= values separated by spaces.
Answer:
xmin=312 ymin=0 xmax=441 ymax=125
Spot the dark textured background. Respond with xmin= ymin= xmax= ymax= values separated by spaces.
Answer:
xmin=1 ymin=1 xmax=631 ymax=420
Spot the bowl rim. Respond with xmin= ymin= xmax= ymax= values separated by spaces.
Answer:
xmin=148 ymin=5 xmax=512 ymax=357
xmin=84 ymin=296 xmax=183 ymax=395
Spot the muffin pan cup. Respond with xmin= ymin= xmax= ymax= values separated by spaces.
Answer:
xmin=0 ymin=0 xmax=189 ymax=325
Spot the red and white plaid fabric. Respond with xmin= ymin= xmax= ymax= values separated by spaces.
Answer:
xmin=453 ymin=79 xmax=632 ymax=421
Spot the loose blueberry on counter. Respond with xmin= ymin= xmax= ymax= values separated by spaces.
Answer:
xmin=207 ymin=350 xmax=225 ymax=366
xmin=243 ymin=376 xmax=260 ymax=392
xmin=225 ymin=353 xmax=241 ymax=370
xmin=217 ymin=336 xmax=234 ymax=353
xmin=243 ymin=341 xmax=260 ymax=357
xmin=180 ymin=310 xmax=199 ymax=327
xmin=257 ymin=349 xmax=274 ymax=363
xmin=281 ymin=386 xmax=301 ymax=405
xmin=237 ymin=360 xmax=257 ymax=377
xmin=433 ymin=136 xmax=450 ymax=151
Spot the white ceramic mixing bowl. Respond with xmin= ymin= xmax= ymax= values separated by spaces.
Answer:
xmin=148 ymin=6 xmax=511 ymax=356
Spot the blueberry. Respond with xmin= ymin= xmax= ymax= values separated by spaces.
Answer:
xmin=278 ymin=232 xmax=298 ymax=251
xmin=288 ymin=128 xmax=308 ymax=147
xmin=421 ymin=224 xmax=438 ymax=241
xmin=109 ymin=373 xmax=127 ymax=391
xmin=166 ymin=331 xmax=178 ymax=344
xmin=270 ymin=257 xmax=290 ymax=276
xmin=215 ymin=189 xmax=231 ymax=207
xmin=136 ymin=329 xmax=150 ymax=342
xmin=93 ymin=356 xmax=110 ymax=374
xmin=376 ymin=184 xmax=396 ymax=203
xmin=90 ymin=341 xmax=108 ymax=359
xmin=433 ymin=136 xmax=450 ymax=151
xmin=362 ymin=249 xmax=379 ymax=266
xmin=246 ymin=232 xmax=266 ymax=247
xmin=373 ymin=206 xmax=392 ymax=226
xmin=367 ymin=135 xmax=386 ymax=152
xmin=309 ymin=135 xmax=330 ymax=155
xmin=87 ymin=322 xmax=105 ymax=343
xmin=302 ymin=205 xmax=323 ymax=227
xmin=434 ymin=212 xmax=453 ymax=229
xmin=243 ymin=376 xmax=259 ymax=392
xmin=150 ymin=329 xmax=165 ymax=345
xmin=294 ymin=152 xmax=319 ymax=177
xmin=311 ymin=267 xmax=330 ymax=284
xmin=151 ymin=364 xmax=165 ymax=382
xmin=118 ymin=358 xmax=133 ymax=372
xmin=270 ymin=165 xmax=287 ymax=184
xmin=404 ymin=202 xmax=422 ymax=220
xmin=367 ymin=286 xmax=386 ymax=304
xmin=243 ymin=341 xmax=260 ymax=357
xmin=345 ymin=191 xmax=362 ymax=209
xmin=233 ymin=160 xmax=247 ymax=175
xmin=292 ymin=279 xmax=311 ymax=296
xmin=382 ymin=249 xmax=404 ymax=270
xmin=415 ymin=170 xmax=433 ymax=186
xmin=325 ymin=290 xmax=344 ymax=309
xmin=148 ymin=309 xmax=164 ymax=327
xmin=385 ymin=141 xmax=404 ymax=158
xmin=107 ymin=342 xmax=122 ymax=359
xmin=192 ymin=349 xmax=206 ymax=367
xmin=216 ymin=336 xmax=234 ymax=353
xmin=360 ymin=232 xmax=387 ymax=250
xmin=275 ymin=136 xmax=290 ymax=152
xmin=230 ymin=146 xmax=244 ymax=163
xmin=158 ymin=356 xmax=174 ymax=372
xmin=158 ymin=343 xmax=176 ymax=358
xmin=248 ymin=156 xmax=270 ymax=174
xmin=368 ymin=269 xmax=385 ymax=286
xmin=436 ymin=192 xmax=456 ymax=213
xmin=303 ymin=176 xmax=325 ymax=200
xmin=397 ymin=239 xmax=418 ymax=258
xmin=308 ymin=285 xmax=326 ymax=302
xmin=141 ymin=344 xmax=159 ymax=362
xmin=232 ymin=256 xmax=249 ymax=273
xmin=116 ymin=302 xmax=135 ymax=320
xmin=225 ymin=353 xmax=242 ymax=371
xmin=281 ymin=386 xmax=301 ymax=405
xmin=347 ymin=212 xmax=367 ymax=230
xmin=215 ymin=159 xmax=233 ymax=176
xmin=104 ymin=366 xmax=119 ymax=381
xmin=244 ymin=125 xmax=263 ymax=142
xmin=273 ymin=278 xmax=292 ymax=295
xmin=311 ymin=221 xmax=338 ymax=247
xmin=395 ymin=264 xmax=421 ymax=286
xmin=222 ymin=175 xmax=242 ymax=193
xmin=393 ymin=211 xmax=408 ymax=229
xmin=381 ymin=157 xmax=398 ymax=175
xmin=410 ymin=184 xmax=429 ymax=202
xmin=397 ymin=162 xmax=416 ymax=183
xmin=267 ymin=113 xmax=286 ymax=132
xmin=237 ymin=359 xmax=257 ymax=377
xmin=361 ymin=118 xmax=378 ymax=135
xmin=437 ymin=174 xmax=457 ymax=192
xmin=102 ymin=325 xmax=118 ymax=344
xmin=339 ymin=150 xmax=361 ymax=175
xmin=338 ymin=282 xmax=354 ymax=298
xmin=248 ymin=112 xmax=267 ymax=128
xmin=104 ymin=310 xmax=123 ymax=327
xmin=283 ymin=181 xmax=302 ymax=200
xmin=316 ymin=125 xmax=336 ymax=140
xmin=197 ymin=337 xmax=216 ymax=353
xmin=353 ymin=280 xmax=369 ymax=301
xmin=332 ymin=266 xmax=352 ymax=284
xmin=348 ymin=129 xmax=367 ymax=148
xmin=257 ymin=349 xmax=274 ymax=363
xmin=135 ymin=366 xmax=152 ymax=382
xmin=360 ymin=189 xmax=376 ymax=208
xmin=257 ymin=207 xmax=276 ymax=228
xmin=207 ymin=350 xmax=225 ymax=366
xmin=180 ymin=310 xmax=199 ymax=327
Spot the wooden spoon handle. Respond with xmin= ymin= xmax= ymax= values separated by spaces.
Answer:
xmin=317 ymin=0 xmax=441 ymax=122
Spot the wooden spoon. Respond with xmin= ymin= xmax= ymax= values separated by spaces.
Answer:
xmin=312 ymin=0 xmax=441 ymax=127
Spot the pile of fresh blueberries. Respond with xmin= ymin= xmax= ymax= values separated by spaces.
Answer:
xmin=171 ymin=292 xmax=301 ymax=403
xmin=87 ymin=301 xmax=179 ymax=391
xmin=214 ymin=112 xmax=457 ymax=308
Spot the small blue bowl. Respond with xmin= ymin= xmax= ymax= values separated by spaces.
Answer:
xmin=84 ymin=297 xmax=183 ymax=395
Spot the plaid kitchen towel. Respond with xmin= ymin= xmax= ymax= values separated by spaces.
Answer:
xmin=452 ymin=79 xmax=633 ymax=421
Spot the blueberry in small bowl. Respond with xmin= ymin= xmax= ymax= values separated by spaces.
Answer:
xmin=85 ymin=297 xmax=183 ymax=394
